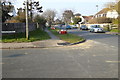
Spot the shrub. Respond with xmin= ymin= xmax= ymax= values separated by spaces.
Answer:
xmin=89 ymin=17 xmax=112 ymax=24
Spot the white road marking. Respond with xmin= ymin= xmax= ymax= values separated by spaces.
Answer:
xmin=24 ymin=52 xmax=28 ymax=55
xmin=106 ymin=61 xmax=120 ymax=63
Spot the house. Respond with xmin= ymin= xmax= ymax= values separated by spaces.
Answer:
xmin=82 ymin=16 xmax=93 ymax=23
xmin=94 ymin=8 xmax=119 ymax=19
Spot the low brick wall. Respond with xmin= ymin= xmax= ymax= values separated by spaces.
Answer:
xmin=2 ymin=23 xmax=37 ymax=34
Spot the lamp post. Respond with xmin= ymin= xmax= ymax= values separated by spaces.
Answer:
xmin=96 ymin=5 xmax=98 ymax=23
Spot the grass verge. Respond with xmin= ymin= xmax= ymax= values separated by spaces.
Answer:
xmin=110 ymin=29 xmax=120 ymax=33
xmin=1 ymin=29 xmax=51 ymax=43
xmin=49 ymin=29 xmax=85 ymax=43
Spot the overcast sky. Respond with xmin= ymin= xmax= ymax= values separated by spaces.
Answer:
xmin=13 ymin=0 xmax=116 ymax=17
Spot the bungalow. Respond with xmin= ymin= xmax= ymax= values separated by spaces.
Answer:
xmin=94 ymin=8 xmax=119 ymax=19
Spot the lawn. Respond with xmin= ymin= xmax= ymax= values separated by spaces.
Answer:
xmin=49 ymin=29 xmax=85 ymax=43
xmin=110 ymin=29 xmax=120 ymax=33
xmin=1 ymin=29 xmax=51 ymax=43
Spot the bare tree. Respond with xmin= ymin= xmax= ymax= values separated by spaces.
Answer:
xmin=23 ymin=0 xmax=43 ymax=21
xmin=104 ymin=2 xmax=116 ymax=8
xmin=62 ymin=10 xmax=74 ymax=24
xmin=42 ymin=9 xmax=56 ymax=27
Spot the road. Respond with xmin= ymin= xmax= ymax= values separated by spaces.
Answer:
xmin=68 ymin=29 xmax=118 ymax=47
xmin=2 ymin=29 xmax=118 ymax=78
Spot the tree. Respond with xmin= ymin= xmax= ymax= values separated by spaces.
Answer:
xmin=116 ymin=1 xmax=120 ymax=30
xmin=6 ymin=11 xmax=32 ymax=23
xmin=72 ymin=17 xmax=82 ymax=24
xmin=23 ymin=0 xmax=43 ymax=21
xmin=1 ymin=1 xmax=14 ymax=22
xmin=62 ymin=10 xmax=74 ymax=24
xmin=104 ymin=2 xmax=116 ymax=8
xmin=42 ymin=9 xmax=56 ymax=27
xmin=34 ymin=15 xmax=46 ymax=25
xmin=104 ymin=1 xmax=120 ymax=30
xmin=33 ymin=15 xmax=46 ymax=30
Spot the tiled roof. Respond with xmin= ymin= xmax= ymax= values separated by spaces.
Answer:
xmin=82 ymin=16 xmax=93 ymax=18
xmin=96 ymin=8 xmax=112 ymax=15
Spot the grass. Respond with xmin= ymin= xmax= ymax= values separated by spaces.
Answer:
xmin=1 ymin=29 xmax=51 ymax=43
xmin=49 ymin=29 xmax=85 ymax=43
xmin=110 ymin=29 xmax=120 ymax=33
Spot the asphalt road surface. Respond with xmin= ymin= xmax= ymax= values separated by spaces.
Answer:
xmin=68 ymin=29 xmax=118 ymax=47
xmin=2 ymin=29 xmax=118 ymax=78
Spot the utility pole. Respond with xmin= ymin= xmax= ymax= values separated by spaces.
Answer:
xmin=30 ymin=0 xmax=33 ymax=21
xmin=26 ymin=0 xmax=29 ymax=40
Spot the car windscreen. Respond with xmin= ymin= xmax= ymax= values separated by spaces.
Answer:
xmin=81 ymin=25 xmax=87 ymax=27
xmin=91 ymin=25 xmax=100 ymax=28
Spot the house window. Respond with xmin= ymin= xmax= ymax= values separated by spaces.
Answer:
xmin=103 ymin=14 xmax=106 ymax=17
xmin=99 ymin=14 xmax=101 ymax=17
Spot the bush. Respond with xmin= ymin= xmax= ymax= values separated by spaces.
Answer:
xmin=6 ymin=12 xmax=32 ymax=23
xmin=33 ymin=15 xmax=46 ymax=25
xmin=112 ymin=19 xmax=118 ymax=24
xmin=5 ymin=19 xmax=20 ymax=23
xmin=89 ymin=17 xmax=112 ymax=24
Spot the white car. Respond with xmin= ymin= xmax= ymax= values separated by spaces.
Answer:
xmin=89 ymin=25 xmax=104 ymax=33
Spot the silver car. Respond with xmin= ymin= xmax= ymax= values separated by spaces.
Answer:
xmin=89 ymin=25 xmax=104 ymax=33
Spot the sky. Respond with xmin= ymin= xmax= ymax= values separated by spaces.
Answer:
xmin=12 ymin=0 xmax=116 ymax=17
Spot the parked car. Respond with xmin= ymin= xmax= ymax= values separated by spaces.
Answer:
xmin=71 ymin=25 xmax=78 ymax=29
xmin=59 ymin=28 xmax=67 ymax=34
xmin=65 ymin=25 xmax=72 ymax=29
xmin=89 ymin=25 xmax=104 ymax=33
xmin=80 ymin=25 xmax=88 ymax=30
xmin=51 ymin=27 xmax=56 ymax=30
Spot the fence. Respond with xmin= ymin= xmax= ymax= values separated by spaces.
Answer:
xmin=2 ymin=23 xmax=37 ymax=34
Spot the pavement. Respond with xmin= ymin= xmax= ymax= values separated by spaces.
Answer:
xmin=0 ymin=29 xmax=68 ymax=49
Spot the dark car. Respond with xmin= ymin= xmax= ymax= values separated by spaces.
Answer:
xmin=80 ymin=25 xmax=88 ymax=30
